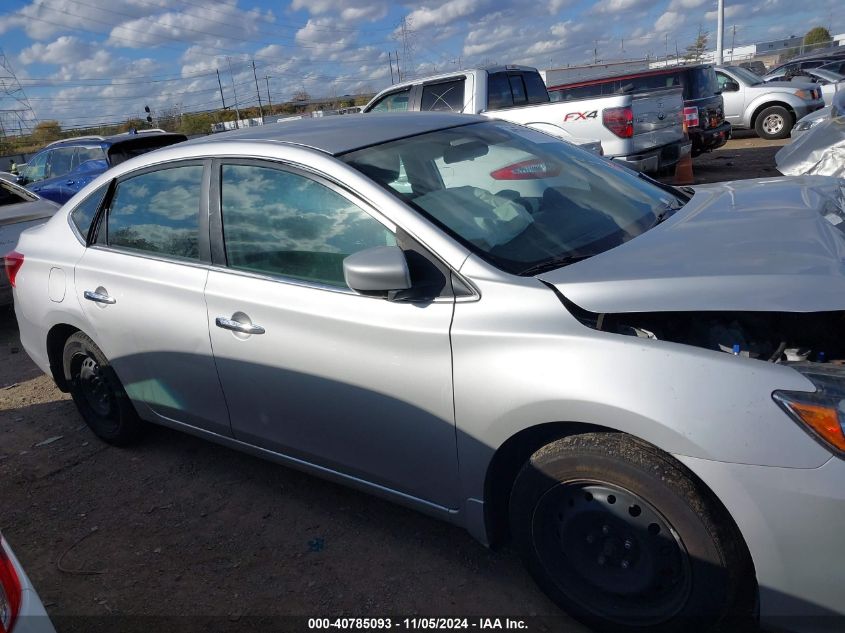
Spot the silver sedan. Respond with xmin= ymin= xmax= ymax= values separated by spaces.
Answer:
xmin=1 ymin=534 xmax=56 ymax=633
xmin=9 ymin=112 xmax=845 ymax=632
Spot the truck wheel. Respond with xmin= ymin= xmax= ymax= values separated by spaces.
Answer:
xmin=63 ymin=331 xmax=144 ymax=445
xmin=754 ymin=106 xmax=792 ymax=140
xmin=509 ymin=433 xmax=753 ymax=632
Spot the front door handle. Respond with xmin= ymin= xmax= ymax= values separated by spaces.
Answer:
xmin=66 ymin=180 xmax=75 ymax=185
xmin=84 ymin=290 xmax=116 ymax=304
xmin=215 ymin=317 xmax=265 ymax=335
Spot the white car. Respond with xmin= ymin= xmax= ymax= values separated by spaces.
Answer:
xmin=0 ymin=534 xmax=56 ymax=633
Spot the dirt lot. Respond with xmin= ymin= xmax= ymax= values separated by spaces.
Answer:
xmin=0 ymin=135 xmax=783 ymax=632
xmin=665 ymin=131 xmax=789 ymax=185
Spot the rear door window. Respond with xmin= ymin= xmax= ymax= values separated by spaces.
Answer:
xmin=420 ymin=79 xmax=465 ymax=111
xmin=70 ymin=184 xmax=108 ymax=239
xmin=369 ymin=89 xmax=411 ymax=112
xmin=522 ymin=72 xmax=550 ymax=104
xmin=487 ymin=72 xmax=513 ymax=110
xmin=105 ymin=164 xmax=203 ymax=260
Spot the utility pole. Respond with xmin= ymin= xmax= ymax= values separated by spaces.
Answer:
xmin=251 ymin=59 xmax=264 ymax=119
xmin=730 ymin=25 xmax=737 ymax=62
xmin=664 ymin=33 xmax=669 ymax=61
xmin=594 ymin=40 xmax=598 ymax=64
xmin=216 ymin=68 xmax=227 ymax=110
xmin=388 ymin=51 xmax=395 ymax=84
xmin=264 ymin=76 xmax=272 ymax=114
xmin=226 ymin=56 xmax=241 ymax=124
xmin=395 ymin=50 xmax=401 ymax=82
xmin=715 ymin=0 xmax=725 ymax=64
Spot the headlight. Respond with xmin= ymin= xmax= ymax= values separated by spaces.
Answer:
xmin=794 ymin=89 xmax=814 ymax=100
xmin=773 ymin=365 xmax=845 ymax=454
xmin=794 ymin=117 xmax=824 ymax=132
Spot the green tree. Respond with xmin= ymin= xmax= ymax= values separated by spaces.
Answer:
xmin=31 ymin=120 xmax=62 ymax=145
xmin=804 ymin=26 xmax=831 ymax=52
xmin=684 ymin=30 xmax=710 ymax=63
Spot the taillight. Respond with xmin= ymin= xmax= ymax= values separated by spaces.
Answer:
xmin=3 ymin=252 xmax=23 ymax=288
xmin=603 ymin=106 xmax=634 ymax=138
xmin=490 ymin=159 xmax=562 ymax=180
xmin=0 ymin=537 xmax=22 ymax=633
xmin=683 ymin=106 xmax=700 ymax=128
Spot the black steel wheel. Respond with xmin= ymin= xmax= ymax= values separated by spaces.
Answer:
xmin=509 ymin=433 xmax=754 ymax=633
xmin=63 ymin=331 xmax=144 ymax=445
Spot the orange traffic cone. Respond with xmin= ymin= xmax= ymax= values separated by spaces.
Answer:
xmin=672 ymin=148 xmax=695 ymax=185
xmin=672 ymin=119 xmax=694 ymax=185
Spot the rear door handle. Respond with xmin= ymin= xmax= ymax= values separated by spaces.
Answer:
xmin=215 ymin=317 xmax=265 ymax=335
xmin=84 ymin=290 xmax=116 ymax=304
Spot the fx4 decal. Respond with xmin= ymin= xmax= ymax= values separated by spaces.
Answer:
xmin=563 ymin=110 xmax=599 ymax=122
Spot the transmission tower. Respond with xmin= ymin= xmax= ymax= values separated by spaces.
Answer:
xmin=0 ymin=48 xmax=38 ymax=145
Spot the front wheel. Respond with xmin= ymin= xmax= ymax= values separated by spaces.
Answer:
xmin=509 ymin=433 xmax=753 ymax=632
xmin=754 ymin=105 xmax=792 ymax=140
xmin=63 ymin=331 xmax=144 ymax=445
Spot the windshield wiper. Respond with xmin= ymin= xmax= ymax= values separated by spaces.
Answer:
xmin=517 ymin=254 xmax=593 ymax=276
xmin=649 ymin=201 xmax=683 ymax=229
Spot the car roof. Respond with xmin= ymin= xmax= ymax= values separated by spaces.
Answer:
xmin=44 ymin=131 xmax=186 ymax=150
xmin=184 ymin=112 xmax=487 ymax=156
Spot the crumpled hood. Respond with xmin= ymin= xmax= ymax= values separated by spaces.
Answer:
xmin=539 ymin=175 xmax=845 ymax=313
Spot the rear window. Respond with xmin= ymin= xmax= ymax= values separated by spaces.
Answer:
xmin=685 ymin=67 xmax=719 ymax=99
xmin=487 ymin=71 xmax=549 ymax=110
xmin=420 ymin=79 xmax=465 ymax=112
xmin=107 ymin=134 xmax=187 ymax=167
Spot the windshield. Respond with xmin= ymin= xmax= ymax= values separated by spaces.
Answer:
xmin=341 ymin=121 xmax=685 ymax=275
xmin=811 ymin=69 xmax=844 ymax=82
xmin=726 ymin=66 xmax=763 ymax=85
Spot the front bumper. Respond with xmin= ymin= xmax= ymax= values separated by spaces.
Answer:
xmin=690 ymin=121 xmax=731 ymax=155
xmin=677 ymin=453 xmax=845 ymax=632
xmin=613 ymin=139 xmax=692 ymax=174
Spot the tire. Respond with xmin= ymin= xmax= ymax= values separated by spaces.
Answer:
xmin=754 ymin=105 xmax=792 ymax=140
xmin=62 ymin=331 xmax=144 ymax=445
xmin=509 ymin=433 xmax=754 ymax=633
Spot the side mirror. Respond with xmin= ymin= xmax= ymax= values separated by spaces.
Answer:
xmin=343 ymin=246 xmax=411 ymax=297
xmin=722 ymin=81 xmax=740 ymax=92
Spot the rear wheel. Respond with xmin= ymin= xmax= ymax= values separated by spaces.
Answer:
xmin=509 ymin=433 xmax=753 ymax=632
xmin=62 ymin=331 xmax=144 ymax=445
xmin=754 ymin=105 xmax=792 ymax=140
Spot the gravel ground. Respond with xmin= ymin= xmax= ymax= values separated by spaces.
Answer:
xmin=0 ymin=135 xmax=785 ymax=632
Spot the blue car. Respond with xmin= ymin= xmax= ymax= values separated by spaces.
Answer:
xmin=16 ymin=130 xmax=187 ymax=205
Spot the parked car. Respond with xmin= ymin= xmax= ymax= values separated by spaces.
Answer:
xmin=715 ymin=65 xmax=826 ymax=138
xmin=737 ymin=60 xmax=767 ymax=75
xmin=1 ymin=533 xmax=56 ymax=633
xmin=763 ymin=67 xmax=844 ymax=105
xmin=10 ymin=113 xmax=845 ymax=633
xmin=0 ymin=180 xmax=58 ymax=305
xmin=766 ymin=57 xmax=839 ymax=77
xmin=16 ymin=130 xmax=187 ymax=205
xmin=790 ymin=105 xmax=830 ymax=139
xmin=545 ymin=64 xmax=730 ymax=157
xmin=363 ymin=65 xmax=686 ymax=174
xmin=819 ymin=59 xmax=845 ymax=75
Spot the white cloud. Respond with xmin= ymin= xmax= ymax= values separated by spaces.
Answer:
xmin=405 ymin=0 xmax=490 ymax=31
xmin=655 ymin=11 xmax=685 ymax=31
xmin=18 ymin=36 xmax=95 ymax=66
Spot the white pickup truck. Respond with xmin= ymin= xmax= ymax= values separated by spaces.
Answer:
xmin=363 ymin=65 xmax=688 ymax=174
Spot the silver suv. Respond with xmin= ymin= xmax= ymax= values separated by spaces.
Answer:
xmin=10 ymin=113 xmax=845 ymax=632
xmin=716 ymin=65 xmax=825 ymax=138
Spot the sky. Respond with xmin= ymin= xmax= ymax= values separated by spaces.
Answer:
xmin=0 ymin=0 xmax=841 ymax=131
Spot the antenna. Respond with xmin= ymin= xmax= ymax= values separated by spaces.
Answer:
xmin=0 ymin=47 xmax=38 ymax=148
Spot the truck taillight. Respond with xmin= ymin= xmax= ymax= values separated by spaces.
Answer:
xmin=0 ymin=537 xmax=22 ymax=633
xmin=490 ymin=159 xmax=562 ymax=180
xmin=3 ymin=252 xmax=23 ymax=288
xmin=683 ymin=106 xmax=700 ymax=128
xmin=603 ymin=106 xmax=633 ymax=138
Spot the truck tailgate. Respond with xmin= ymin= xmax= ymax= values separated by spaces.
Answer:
xmin=631 ymin=88 xmax=684 ymax=154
